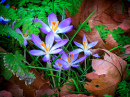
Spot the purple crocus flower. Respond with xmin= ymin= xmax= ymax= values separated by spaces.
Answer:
xmin=53 ymin=58 xmax=65 ymax=70
xmin=15 ymin=29 xmax=31 ymax=46
xmin=53 ymin=51 xmax=86 ymax=70
xmin=70 ymin=35 xmax=100 ymax=57
xmin=11 ymin=21 xmax=31 ymax=46
xmin=34 ymin=13 xmax=73 ymax=41
xmin=0 ymin=16 xmax=10 ymax=24
xmin=29 ymin=32 xmax=68 ymax=62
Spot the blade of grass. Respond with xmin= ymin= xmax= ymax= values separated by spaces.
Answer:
xmin=65 ymin=9 xmax=97 ymax=49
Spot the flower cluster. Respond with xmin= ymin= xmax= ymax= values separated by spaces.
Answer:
xmin=29 ymin=12 xmax=99 ymax=70
xmin=34 ymin=13 xmax=73 ymax=42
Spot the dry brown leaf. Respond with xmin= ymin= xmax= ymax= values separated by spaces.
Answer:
xmin=121 ymin=44 xmax=130 ymax=59
xmin=9 ymin=68 xmax=54 ymax=97
xmin=61 ymin=94 xmax=94 ymax=97
xmin=2 ymin=81 xmax=23 ymax=97
xmin=60 ymin=79 xmax=75 ymax=97
xmin=66 ymin=0 xmax=130 ymax=54
xmin=84 ymin=49 xmax=127 ymax=97
xmin=0 ymin=90 xmax=12 ymax=97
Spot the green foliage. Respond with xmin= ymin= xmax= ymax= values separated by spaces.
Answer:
xmin=117 ymin=81 xmax=130 ymax=97
xmin=125 ymin=56 xmax=130 ymax=62
xmin=0 ymin=25 xmax=24 ymax=45
xmin=3 ymin=68 xmax=13 ymax=80
xmin=3 ymin=52 xmax=36 ymax=85
xmin=78 ymin=22 xmax=91 ymax=32
xmin=104 ymin=94 xmax=112 ymax=97
xmin=0 ymin=59 xmax=13 ymax=80
xmin=42 ymin=93 xmax=57 ymax=97
xmin=95 ymin=25 xmax=130 ymax=53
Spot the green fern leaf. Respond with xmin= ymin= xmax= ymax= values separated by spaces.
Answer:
xmin=3 ymin=25 xmax=23 ymax=45
xmin=4 ymin=53 xmax=36 ymax=85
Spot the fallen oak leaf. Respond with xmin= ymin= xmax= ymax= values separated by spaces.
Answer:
xmin=60 ymin=79 xmax=75 ymax=97
xmin=61 ymin=94 xmax=94 ymax=97
xmin=84 ymin=49 xmax=127 ymax=97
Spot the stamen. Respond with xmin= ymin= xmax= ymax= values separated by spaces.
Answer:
xmin=41 ymin=41 xmax=48 ymax=51
xmin=60 ymin=57 xmax=62 ymax=60
xmin=24 ymin=30 xmax=28 ymax=37
xmin=70 ymin=53 xmax=74 ymax=63
xmin=51 ymin=21 xmax=59 ymax=31
xmin=48 ymin=41 xmax=50 ymax=51
xmin=67 ymin=54 xmax=74 ymax=63
xmin=41 ymin=41 xmax=50 ymax=52
xmin=83 ymin=41 xmax=88 ymax=49
xmin=67 ymin=54 xmax=70 ymax=63
xmin=58 ymin=63 xmax=62 ymax=67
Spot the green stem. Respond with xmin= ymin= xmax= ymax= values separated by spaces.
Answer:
xmin=48 ymin=61 xmax=56 ymax=88
xmin=58 ymin=70 xmax=61 ymax=86
xmin=24 ymin=46 xmax=26 ymax=59
xmin=84 ymin=56 xmax=86 ymax=70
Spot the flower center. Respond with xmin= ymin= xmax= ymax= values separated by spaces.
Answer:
xmin=41 ymin=41 xmax=50 ymax=52
xmin=57 ymin=57 xmax=62 ymax=67
xmin=83 ymin=41 xmax=88 ymax=49
xmin=51 ymin=21 xmax=59 ymax=31
xmin=67 ymin=53 xmax=74 ymax=63
xmin=24 ymin=30 xmax=28 ymax=37
xmin=58 ymin=63 xmax=62 ymax=67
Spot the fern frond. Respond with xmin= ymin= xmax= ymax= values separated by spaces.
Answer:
xmin=3 ymin=53 xmax=36 ymax=85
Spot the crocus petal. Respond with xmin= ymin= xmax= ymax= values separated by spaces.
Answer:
xmin=51 ymin=39 xmax=68 ymax=51
xmin=29 ymin=50 xmax=45 ymax=56
xmin=60 ymin=51 xmax=68 ymax=62
xmin=50 ymin=49 xmax=62 ymax=54
xmin=48 ymin=13 xmax=58 ymax=27
xmin=31 ymin=34 xmax=45 ymax=50
xmin=45 ymin=31 xmax=54 ymax=49
xmin=5 ymin=4 xmax=10 ymax=7
xmin=71 ymin=64 xmax=79 ymax=67
xmin=84 ymin=50 xmax=92 ymax=56
xmin=15 ymin=28 xmax=24 ymax=37
xmin=93 ymin=53 xmax=100 ymax=57
xmin=0 ymin=17 xmax=3 ymax=21
xmin=34 ymin=18 xmax=51 ymax=33
xmin=73 ymin=41 xmax=84 ymax=48
xmin=42 ymin=54 xmax=50 ymax=62
xmin=71 ymin=53 xmax=79 ymax=63
xmin=69 ymin=49 xmax=83 ymax=55
xmin=62 ymin=65 xmax=70 ymax=70
xmin=53 ymin=65 xmax=60 ymax=70
xmin=56 ymin=59 xmax=68 ymax=66
xmin=24 ymin=40 xmax=28 ymax=46
xmin=58 ymin=18 xmax=71 ymax=28
xmin=0 ymin=0 xmax=6 ymax=4
xmin=1 ymin=20 xmax=10 ymax=24
xmin=87 ymin=40 xmax=98 ymax=49
xmin=54 ymin=34 xmax=61 ymax=42
xmin=73 ymin=56 xmax=86 ymax=65
xmin=57 ymin=25 xmax=73 ymax=34
xmin=83 ymin=35 xmax=87 ymax=42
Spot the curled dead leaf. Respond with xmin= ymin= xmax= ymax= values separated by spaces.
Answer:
xmin=84 ymin=49 xmax=127 ymax=97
